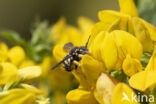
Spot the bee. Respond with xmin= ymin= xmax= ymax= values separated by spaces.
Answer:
xmin=51 ymin=36 xmax=91 ymax=72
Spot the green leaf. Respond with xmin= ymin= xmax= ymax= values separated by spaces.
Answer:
xmin=0 ymin=31 xmax=22 ymax=45
xmin=141 ymin=51 xmax=153 ymax=69
xmin=29 ymin=21 xmax=54 ymax=62
xmin=137 ymin=0 xmax=156 ymax=26
xmin=110 ymin=70 xmax=128 ymax=83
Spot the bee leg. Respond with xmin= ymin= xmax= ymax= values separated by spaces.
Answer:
xmin=73 ymin=61 xmax=81 ymax=70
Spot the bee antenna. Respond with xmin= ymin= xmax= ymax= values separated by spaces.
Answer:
xmin=85 ymin=35 xmax=91 ymax=47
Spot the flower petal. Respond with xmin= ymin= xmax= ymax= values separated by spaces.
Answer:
xmin=0 ymin=62 xmax=18 ymax=84
xmin=98 ymin=10 xmax=121 ymax=23
xmin=101 ymin=32 xmax=118 ymax=70
xmin=112 ymin=83 xmax=138 ymax=104
xmin=72 ymin=69 xmax=91 ymax=89
xmin=123 ymin=54 xmax=142 ymax=76
xmin=18 ymin=66 xmax=41 ymax=80
xmin=138 ymin=18 xmax=156 ymax=41
xmin=89 ymin=31 xmax=106 ymax=61
xmin=145 ymin=50 xmax=156 ymax=71
xmin=53 ymin=44 xmax=66 ymax=62
xmin=129 ymin=70 xmax=156 ymax=91
xmin=81 ymin=55 xmax=105 ymax=86
xmin=98 ymin=10 xmax=133 ymax=33
xmin=40 ymin=56 xmax=53 ymax=76
xmin=129 ymin=50 xmax=156 ymax=91
xmin=102 ymin=30 xmax=143 ymax=70
xmin=0 ymin=89 xmax=38 ymax=104
xmin=66 ymin=89 xmax=97 ymax=104
xmin=20 ymin=84 xmax=43 ymax=94
xmin=119 ymin=0 xmax=138 ymax=17
xmin=94 ymin=73 xmax=117 ymax=104
xmin=19 ymin=60 xmax=36 ymax=69
xmin=8 ymin=46 xmax=25 ymax=66
xmin=132 ymin=17 xmax=153 ymax=51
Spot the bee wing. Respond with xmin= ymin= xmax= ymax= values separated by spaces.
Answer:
xmin=51 ymin=60 xmax=64 ymax=70
xmin=63 ymin=42 xmax=74 ymax=52
xmin=51 ymin=55 xmax=71 ymax=70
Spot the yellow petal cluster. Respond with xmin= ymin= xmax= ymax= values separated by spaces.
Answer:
xmin=51 ymin=0 xmax=156 ymax=103
xmin=8 ymin=46 xmax=25 ymax=66
xmin=129 ymin=50 xmax=156 ymax=91
xmin=66 ymin=88 xmax=97 ymax=104
xmin=0 ymin=62 xmax=18 ymax=84
xmin=0 ymin=43 xmax=49 ymax=104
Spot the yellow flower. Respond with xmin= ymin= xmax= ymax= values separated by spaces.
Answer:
xmin=8 ymin=46 xmax=25 ymax=66
xmin=88 ymin=14 xmax=120 ymax=47
xmin=119 ymin=0 xmax=138 ymax=17
xmin=52 ymin=18 xmax=106 ymax=88
xmin=0 ymin=89 xmax=37 ymax=104
xmin=0 ymin=84 xmax=45 ymax=104
xmin=70 ymin=54 xmax=106 ymax=89
xmin=52 ymin=15 xmax=143 ymax=103
xmin=94 ymin=73 xmax=117 ymax=104
xmin=0 ymin=61 xmax=41 ymax=84
xmin=66 ymin=88 xmax=97 ymax=104
xmin=112 ymin=83 xmax=138 ymax=104
xmin=122 ymin=54 xmax=142 ymax=76
xmin=89 ymin=31 xmax=106 ymax=61
xmin=101 ymin=30 xmax=142 ymax=72
xmin=131 ymin=17 xmax=153 ymax=51
xmin=0 ymin=62 xmax=19 ymax=84
xmin=94 ymin=73 xmax=138 ymax=104
xmin=51 ymin=0 xmax=156 ymax=103
xmin=18 ymin=66 xmax=42 ymax=80
xmin=53 ymin=44 xmax=67 ymax=62
xmin=129 ymin=50 xmax=156 ymax=91
xmin=80 ymin=55 xmax=105 ymax=86
xmin=52 ymin=25 xmax=83 ymax=62
xmin=0 ymin=43 xmax=35 ymax=69
xmin=97 ymin=0 xmax=156 ymax=51
xmin=52 ymin=17 xmax=108 ymax=103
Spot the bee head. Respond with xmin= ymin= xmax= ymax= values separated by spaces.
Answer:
xmin=78 ymin=47 xmax=89 ymax=55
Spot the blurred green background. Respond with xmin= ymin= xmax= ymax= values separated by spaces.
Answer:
xmin=0 ymin=0 xmax=119 ymax=39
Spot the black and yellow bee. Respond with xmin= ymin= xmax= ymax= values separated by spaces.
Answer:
xmin=51 ymin=36 xmax=91 ymax=72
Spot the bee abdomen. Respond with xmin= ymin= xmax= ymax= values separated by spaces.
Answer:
xmin=63 ymin=57 xmax=73 ymax=71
